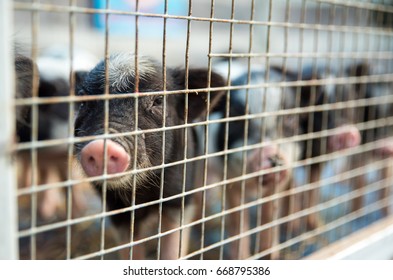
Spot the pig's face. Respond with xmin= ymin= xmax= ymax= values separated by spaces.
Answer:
xmin=74 ymin=53 xmax=225 ymax=189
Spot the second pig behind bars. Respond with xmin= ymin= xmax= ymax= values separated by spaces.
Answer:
xmin=205 ymin=59 xmax=303 ymax=259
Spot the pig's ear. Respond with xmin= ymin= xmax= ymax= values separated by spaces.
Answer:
xmin=172 ymin=68 xmax=226 ymax=121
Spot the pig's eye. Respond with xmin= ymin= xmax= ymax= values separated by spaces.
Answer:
xmin=153 ymin=96 xmax=163 ymax=107
xmin=79 ymin=102 xmax=86 ymax=109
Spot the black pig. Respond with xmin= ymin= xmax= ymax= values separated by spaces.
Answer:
xmin=74 ymin=53 xmax=225 ymax=259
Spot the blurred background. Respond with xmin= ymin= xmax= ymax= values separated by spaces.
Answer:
xmin=14 ymin=0 xmax=392 ymax=68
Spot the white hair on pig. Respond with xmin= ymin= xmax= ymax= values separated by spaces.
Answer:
xmin=107 ymin=53 xmax=159 ymax=92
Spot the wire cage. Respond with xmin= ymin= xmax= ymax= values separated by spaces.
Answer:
xmin=1 ymin=0 xmax=393 ymax=260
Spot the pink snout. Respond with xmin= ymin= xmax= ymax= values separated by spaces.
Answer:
xmin=80 ymin=139 xmax=130 ymax=177
xmin=247 ymin=142 xmax=284 ymax=172
xmin=328 ymin=124 xmax=361 ymax=152
xmin=247 ymin=142 xmax=289 ymax=187
xmin=375 ymin=139 xmax=393 ymax=158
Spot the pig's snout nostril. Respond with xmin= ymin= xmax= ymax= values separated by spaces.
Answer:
xmin=80 ymin=139 xmax=130 ymax=177
xmin=268 ymin=155 xmax=284 ymax=167
xmin=88 ymin=156 xmax=96 ymax=164
xmin=110 ymin=155 xmax=118 ymax=162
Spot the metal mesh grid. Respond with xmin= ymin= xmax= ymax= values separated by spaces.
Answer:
xmin=1 ymin=0 xmax=392 ymax=260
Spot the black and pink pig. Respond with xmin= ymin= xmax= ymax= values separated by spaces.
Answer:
xmin=74 ymin=53 xmax=225 ymax=259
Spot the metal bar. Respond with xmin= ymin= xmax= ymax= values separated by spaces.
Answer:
xmin=129 ymin=0 xmax=140 ymax=260
xmin=156 ymin=0 xmax=168 ymax=260
xmin=98 ymin=0 xmax=110 ymax=261
xmin=179 ymin=0 xmax=193 ymax=259
xmin=0 ymin=0 xmax=18 ymax=260
xmin=13 ymin=1 xmax=393 ymax=17
xmin=65 ymin=0 xmax=77 ymax=260
xmin=197 ymin=0 xmax=216 ymax=260
xmin=29 ymin=0 xmax=40 ymax=261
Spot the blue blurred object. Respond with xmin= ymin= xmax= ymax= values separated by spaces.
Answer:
xmin=92 ymin=0 xmax=188 ymax=36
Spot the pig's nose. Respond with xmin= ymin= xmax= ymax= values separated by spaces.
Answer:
xmin=80 ymin=139 xmax=130 ymax=177
xmin=328 ymin=124 xmax=361 ymax=152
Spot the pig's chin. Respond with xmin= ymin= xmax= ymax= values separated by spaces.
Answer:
xmin=99 ymin=172 xmax=132 ymax=190
xmin=98 ymin=162 xmax=155 ymax=191
xmin=75 ymin=157 xmax=154 ymax=191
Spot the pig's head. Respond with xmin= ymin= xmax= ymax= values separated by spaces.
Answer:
xmin=74 ymin=53 xmax=225 ymax=189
